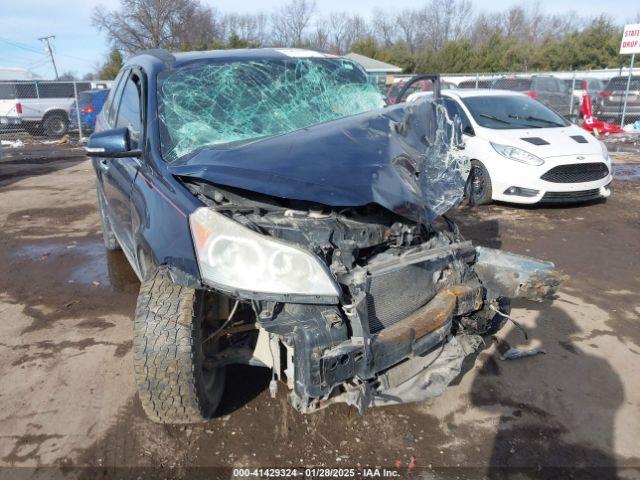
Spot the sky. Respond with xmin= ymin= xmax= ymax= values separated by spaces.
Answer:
xmin=0 ymin=0 xmax=635 ymax=79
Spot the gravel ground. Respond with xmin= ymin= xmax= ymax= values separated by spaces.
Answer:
xmin=0 ymin=146 xmax=639 ymax=479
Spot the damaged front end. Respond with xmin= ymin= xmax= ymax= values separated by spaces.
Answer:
xmin=159 ymin=59 xmax=562 ymax=413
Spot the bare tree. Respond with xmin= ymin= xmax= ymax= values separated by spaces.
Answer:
xmin=372 ymin=8 xmax=397 ymax=47
xmin=420 ymin=0 xmax=474 ymax=51
xmin=221 ymin=12 xmax=269 ymax=45
xmin=396 ymin=9 xmax=421 ymax=54
xmin=271 ymin=0 xmax=316 ymax=47
xmin=92 ymin=0 xmax=216 ymax=53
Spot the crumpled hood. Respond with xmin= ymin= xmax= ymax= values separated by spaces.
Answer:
xmin=169 ymin=99 xmax=469 ymax=224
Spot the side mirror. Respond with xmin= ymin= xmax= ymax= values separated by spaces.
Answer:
xmin=85 ymin=127 xmax=142 ymax=158
xmin=463 ymin=125 xmax=475 ymax=137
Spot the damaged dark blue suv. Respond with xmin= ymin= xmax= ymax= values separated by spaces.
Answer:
xmin=86 ymin=48 xmax=562 ymax=423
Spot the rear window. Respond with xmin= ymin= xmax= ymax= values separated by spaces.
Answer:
xmin=78 ymin=92 xmax=93 ymax=103
xmin=493 ymin=78 xmax=532 ymax=91
xmin=605 ymin=77 xmax=640 ymax=91
xmin=0 ymin=83 xmax=15 ymax=99
xmin=37 ymin=82 xmax=92 ymax=98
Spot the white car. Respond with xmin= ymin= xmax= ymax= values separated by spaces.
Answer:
xmin=408 ymin=89 xmax=612 ymax=205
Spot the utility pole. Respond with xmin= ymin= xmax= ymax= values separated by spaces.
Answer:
xmin=38 ymin=35 xmax=59 ymax=80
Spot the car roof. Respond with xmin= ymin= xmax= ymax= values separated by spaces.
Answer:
xmin=129 ymin=48 xmax=344 ymax=70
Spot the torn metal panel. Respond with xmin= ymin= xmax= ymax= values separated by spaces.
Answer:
xmin=474 ymin=246 xmax=565 ymax=301
xmin=169 ymin=96 xmax=469 ymax=226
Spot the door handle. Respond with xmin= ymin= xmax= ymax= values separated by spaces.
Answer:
xmin=99 ymin=159 xmax=109 ymax=169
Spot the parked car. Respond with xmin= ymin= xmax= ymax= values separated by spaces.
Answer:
xmin=595 ymin=76 xmax=640 ymax=124
xmin=563 ymin=78 xmax=604 ymax=105
xmin=492 ymin=75 xmax=578 ymax=119
xmin=457 ymin=79 xmax=493 ymax=89
xmin=0 ymin=80 xmax=91 ymax=137
xmin=70 ymin=88 xmax=110 ymax=133
xmin=86 ymin=48 xmax=561 ymax=423
xmin=386 ymin=78 xmax=456 ymax=103
xmin=407 ymin=89 xmax=612 ymax=205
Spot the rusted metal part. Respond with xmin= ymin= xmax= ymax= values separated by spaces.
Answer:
xmin=516 ymin=270 xmax=567 ymax=301
xmin=375 ymin=285 xmax=482 ymax=345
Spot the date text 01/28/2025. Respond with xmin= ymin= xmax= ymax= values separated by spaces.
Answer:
xmin=232 ymin=468 xmax=401 ymax=477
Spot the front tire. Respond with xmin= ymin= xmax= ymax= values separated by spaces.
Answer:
xmin=133 ymin=272 xmax=226 ymax=423
xmin=467 ymin=160 xmax=493 ymax=205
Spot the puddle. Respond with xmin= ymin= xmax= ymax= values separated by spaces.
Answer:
xmin=12 ymin=239 xmax=139 ymax=293
xmin=612 ymin=163 xmax=640 ymax=181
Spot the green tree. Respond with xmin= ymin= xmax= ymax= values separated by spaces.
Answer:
xmin=98 ymin=48 xmax=123 ymax=80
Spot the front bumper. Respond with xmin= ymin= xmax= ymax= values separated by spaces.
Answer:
xmin=489 ymin=155 xmax=612 ymax=204
xmin=263 ymin=244 xmax=562 ymax=414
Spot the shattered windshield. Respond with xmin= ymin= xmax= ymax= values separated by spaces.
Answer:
xmin=157 ymin=57 xmax=385 ymax=161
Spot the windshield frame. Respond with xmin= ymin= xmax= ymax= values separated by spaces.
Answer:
xmin=156 ymin=56 xmax=383 ymax=162
xmin=459 ymin=94 xmax=570 ymax=130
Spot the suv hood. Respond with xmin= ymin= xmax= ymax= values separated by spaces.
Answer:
xmin=169 ymin=100 xmax=469 ymax=225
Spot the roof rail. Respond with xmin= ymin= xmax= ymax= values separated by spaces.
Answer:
xmin=133 ymin=48 xmax=176 ymax=65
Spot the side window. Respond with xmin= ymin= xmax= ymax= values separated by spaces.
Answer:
xmin=444 ymin=98 xmax=474 ymax=136
xmin=107 ymin=70 xmax=129 ymax=126
xmin=115 ymin=74 xmax=142 ymax=148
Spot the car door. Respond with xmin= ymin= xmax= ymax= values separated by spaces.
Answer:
xmin=100 ymin=70 xmax=144 ymax=257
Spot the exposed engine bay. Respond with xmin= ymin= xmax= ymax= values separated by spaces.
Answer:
xmin=182 ymin=179 xmax=562 ymax=413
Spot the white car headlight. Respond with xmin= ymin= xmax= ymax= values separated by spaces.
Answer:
xmin=491 ymin=142 xmax=544 ymax=166
xmin=599 ymin=140 xmax=610 ymax=163
xmin=189 ymin=207 xmax=340 ymax=298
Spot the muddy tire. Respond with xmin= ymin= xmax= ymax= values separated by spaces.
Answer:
xmin=42 ymin=113 xmax=68 ymax=137
xmin=133 ymin=272 xmax=226 ymax=423
xmin=96 ymin=185 xmax=120 ymax=251
xmin=467 ymin=160 xmax=493 ymax=205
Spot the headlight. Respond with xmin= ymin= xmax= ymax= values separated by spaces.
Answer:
xmin=491 ymin=142 xmax=544 ymax=166
xmin=189 ymin=207 xmax=340 ymax=298
xmin=599 ymin=140 xmax=610 ymax=163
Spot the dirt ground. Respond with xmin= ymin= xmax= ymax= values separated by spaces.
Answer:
xmin=0 ymin=144 xmax=639 ymax=479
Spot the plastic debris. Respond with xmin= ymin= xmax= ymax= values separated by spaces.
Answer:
xmin=494 ymin=337 xmax=546 ymax=361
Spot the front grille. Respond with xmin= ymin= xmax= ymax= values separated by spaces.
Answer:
xmin=541 ymin=163 xmax=609 ymax=183
xmin=366 ymin=263 xmax=440 ymax=334
xmin=541 ymin=189 xmax=601 ymax=203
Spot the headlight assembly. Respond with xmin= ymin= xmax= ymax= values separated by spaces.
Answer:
xmin=189 ymin=207 xmax=340 ymax=298
xmin=491 ymin=142 xmax=544 ymax=166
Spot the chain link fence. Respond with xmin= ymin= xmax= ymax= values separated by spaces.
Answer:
xmin=382 ymin=69 xmax=640 ymax=130
xmin=0 ymin=79 xmax=112 ymax=161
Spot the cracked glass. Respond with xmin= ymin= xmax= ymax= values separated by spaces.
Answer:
xmin=158 ymin=58 xmax=385 ymax=161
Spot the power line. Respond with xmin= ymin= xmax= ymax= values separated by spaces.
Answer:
xmin=0 ymin=37 xmax=43 ymax=54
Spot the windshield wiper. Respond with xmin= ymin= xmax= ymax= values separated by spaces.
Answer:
xmin=508 ymin=115 xmax=564 ymax=127
xmin=479 ymin=113 xmax=511 ymax=125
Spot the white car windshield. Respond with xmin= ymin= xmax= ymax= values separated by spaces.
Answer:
xmin=157 ymin=58 xmax=385 ymax=161
xmin=461 ymin=95 xmax=569 ymax=130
